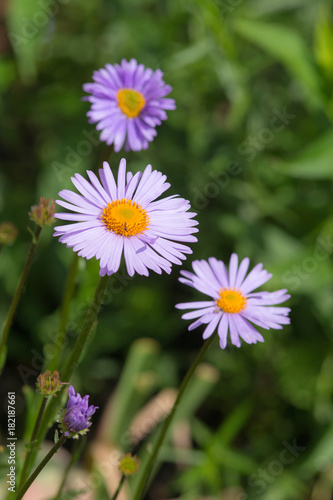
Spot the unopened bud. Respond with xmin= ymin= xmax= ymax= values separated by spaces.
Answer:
xmin=29 ymin=197 xmax=56 ymax=227
xmin=119 ymin=453 xmax=140 ymax=476
xmin=36 ymin=370 xmax=67 ymax=397
xmin=0 ymin=222 xmax=18 ymax=246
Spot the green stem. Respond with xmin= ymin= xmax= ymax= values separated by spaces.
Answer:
xmin=132 ymin=332 xmax=217 ymax=500
xmin=16 ymin=434 xmax=67 ymax=500
xmin=24 ymin=274 xmax=110 ymax=481
xmin=46 ymin=143 xmax=113 ymax=374
xmin=0 ymin=225 xmax=42 ymax=370
xmin=61 ymin=274 xmax=110 ymax=381
xmin=53 ymin=438 xmax=85 ymax=500
xmin=111 ymin=475 xmax=126 ymax=500
xmin=19 ymin=396 xmax=48 ymax=490
xmin=47 ymin=143 xmax=113 ymax=373
xmin=47 ymin=253 xmax=80 ymax=372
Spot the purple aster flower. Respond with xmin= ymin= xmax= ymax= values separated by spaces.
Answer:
xmin=176 ymin=254 xmax=291 ymax=349
xmin=54 ymin=159 xmax=198 ymax=277
xmin=59 ymin=385 xmax=98 ymax=438
xmin=83 ymin=59 xmax=176 ymax=152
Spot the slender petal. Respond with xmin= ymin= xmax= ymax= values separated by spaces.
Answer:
xmin=83 ymin=59 xmax=176 ymax=152
xmin=54 ymin=159 xmax=198 ymax=277
xmin=176 ymin=254 xmax=291 ymax=349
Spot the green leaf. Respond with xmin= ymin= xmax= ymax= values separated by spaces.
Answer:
xmin=209 ymin=398 xmax=254 ymax=448
xmin=103 ymin=337 xmax=160 ymax=445
xmin=0 ymin=345 xmax=7 ymax=372
xmin=0 ymin=60 xmax=16 ymax=94
xmin=6 ymin=0 xmax=53 ymax=83
xmin=54 ymin=429 xmax=59 ymax=444
xmin=232 ymin=18 xmax=323 ymax=108
xmin=278 ymin=129 xmax=333 ymax=179
xmin=301 ymin=417 xmax=333 ymax=476
xmin=174 ymin=363 xmax=220 ymax=423
xmin=314 ymin=5 xmax=333 ymax=79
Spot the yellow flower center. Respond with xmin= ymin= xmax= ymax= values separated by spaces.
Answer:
xmin=117 ymin=89 xmax=146 ymax=118
xmin=216 ymin=288 xmax=247 ymax=314
xmin=101 ymin=199 xmax=150 ymax=237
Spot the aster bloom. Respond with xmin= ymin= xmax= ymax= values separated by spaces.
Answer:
xmin=58 ymin=386 xmax=98 ymax=438
xmin=176 ymin=254 xmax=291 ymax=349
xmin=83 ymin=59 xmax=176 ymax=152
xmin=54 ymin=159 xmax=198 ymax=277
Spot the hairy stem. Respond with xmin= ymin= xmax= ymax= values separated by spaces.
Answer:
xmin=47 ymin=253 xmax=79 ymax=372
xmin=0 ymin=226 xmax=42 ymax=371
xmin=22 ymin=274 xmax=110 ymax=482
xmin=19 ymin=396 xmax=48 ymax=490
xmin=111 ymin=475 xmax=126 ymax=500
xmin=16 ymin=434 xmax=67 ymax=500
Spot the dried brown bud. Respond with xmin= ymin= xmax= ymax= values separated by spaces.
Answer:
xmin=29 ymin=197 xmax=56 ymax=227
xmin=36 ymin=370 xmax=67 ymax=397
xmin=0 ymin=222 xmax=18 ymax=246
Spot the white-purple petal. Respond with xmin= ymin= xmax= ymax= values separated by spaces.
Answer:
xmin=54 ymin=159 xmax=198 ymax=277
xmin=176 ymin=254 xmax=291 ymax=349
xmin=202 ymin=314 xmax=221 ymax=340
xmin=181 ymin=307 xmax=216 ymax=321
xmin=218 ymin=314 xmax=229 ymax=349
xmin=83 ymin=59 xmax=175 ymax=152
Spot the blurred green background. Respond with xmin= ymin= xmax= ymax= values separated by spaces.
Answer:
xmin=1 ymin=0 xmax=333 ymax=498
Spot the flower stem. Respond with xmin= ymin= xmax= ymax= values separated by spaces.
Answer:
xmin=45 ymin=143 xmax=113 ymax=374
xmin=132 ymin=332 xmax=217 ymax=500
xmin=24 ymin=274 xmax=110 ymax=480
xmin=19 ymin=396 xmax=48 ymax=490
xmin=61 ymin=274 xmax=110 ymax=381
xmin=111 ymin=475 xmax=126 ymax=500
xmin=0 ymin=225 xmax=42 ymax=372
xmin=16 ymin=434 xmax=67 ymax=500
xmin=53 ymin=437 xmax=85 ymax=500
xmin=47 ymin=253 xmax=80 ymax=372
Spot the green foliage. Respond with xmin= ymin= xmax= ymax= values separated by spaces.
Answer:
xmin=1 ymin=0 xmax=333 ymax=498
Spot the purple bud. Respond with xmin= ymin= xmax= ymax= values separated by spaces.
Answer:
xmin=59 ymin=385 xmax=98 ymax=438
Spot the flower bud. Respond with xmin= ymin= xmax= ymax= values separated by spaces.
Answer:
xmin=0 ymin=222 xmax=18 ymax=246
xmin=58 ymin=385 xmax=98 ymax=439
xmin=36 ymin=370 xmax=67 ymax=397
xmin=29 ymin=197 xmax=56 ymax=227
xmin=119 ymin=453 xmax=140 ymax=476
